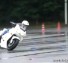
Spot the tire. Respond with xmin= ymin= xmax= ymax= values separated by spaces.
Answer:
xmin=7 ymin=39 xmax=19 ymax=51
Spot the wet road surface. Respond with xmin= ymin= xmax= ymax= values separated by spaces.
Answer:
xmin=0 ymin=27 xmax=68 ymax=63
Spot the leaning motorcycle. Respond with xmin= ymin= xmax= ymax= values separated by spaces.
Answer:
xmin=0 ymin=20 xmax=29 ymax=51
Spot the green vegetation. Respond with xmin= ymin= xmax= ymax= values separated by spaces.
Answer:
xmin=0 ymin=0 xmax=64 ymax=25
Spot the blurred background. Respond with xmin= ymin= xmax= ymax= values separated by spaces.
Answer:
xmin=0 ymin=0 xmax=67 ymax=28
xmin=0 ymin=1 xmax=68 ymax=63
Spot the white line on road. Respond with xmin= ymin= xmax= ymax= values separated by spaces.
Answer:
xmin=24 ymin=34 xmax=65 ymax=40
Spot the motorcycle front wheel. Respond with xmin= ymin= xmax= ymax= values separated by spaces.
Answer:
xmin=7 ymin=39 xmax=19 ymax=51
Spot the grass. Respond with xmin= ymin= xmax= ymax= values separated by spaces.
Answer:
xmin=0 ymin=22 xmax=68 ymax=30
xmin=29 ymin=22 xmax=67 ymax=29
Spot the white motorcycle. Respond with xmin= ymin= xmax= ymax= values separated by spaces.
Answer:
xmin=0 ymin=20 xmax=29 ymax=51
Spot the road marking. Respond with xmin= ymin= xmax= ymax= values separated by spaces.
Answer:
xmin=24 ymin=34 xmax=65 ymax=39
xmin=0 ymin=49 xmax=66 ymax=60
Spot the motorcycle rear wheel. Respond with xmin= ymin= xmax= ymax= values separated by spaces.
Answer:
xmin=7 ymin=39 xmax=19 ymax=51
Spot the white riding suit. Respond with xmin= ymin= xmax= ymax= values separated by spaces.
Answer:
xmin=0 ymin=20 xmax=29 ymax=42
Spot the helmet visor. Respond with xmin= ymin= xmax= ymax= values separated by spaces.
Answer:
xmin=19 ymin=24 xmax=28 ymax=31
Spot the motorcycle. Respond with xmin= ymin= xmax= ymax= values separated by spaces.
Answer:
xmin=0 ymin=20 xmax=29 ymax=51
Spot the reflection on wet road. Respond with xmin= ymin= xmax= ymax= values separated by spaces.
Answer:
xmin=0 ymin=27 xmax=68 ymax=63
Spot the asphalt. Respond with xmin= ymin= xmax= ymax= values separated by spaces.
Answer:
xmin=0 ymin=27 xmax=68 ymax=63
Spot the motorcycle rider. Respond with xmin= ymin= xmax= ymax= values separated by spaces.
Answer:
xmin=14 ymin=20 xmax=29 ymax=38
xmin=0 ymin=20 xmax=29 ymax=41
xmin=18 ymin=20 xmax=29 ymax=32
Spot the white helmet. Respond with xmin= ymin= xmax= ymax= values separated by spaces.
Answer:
xmin=22 ymin=20 xmax=29 ymax=26
xmin=19 ymin=20 xmax=29 ymax=31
